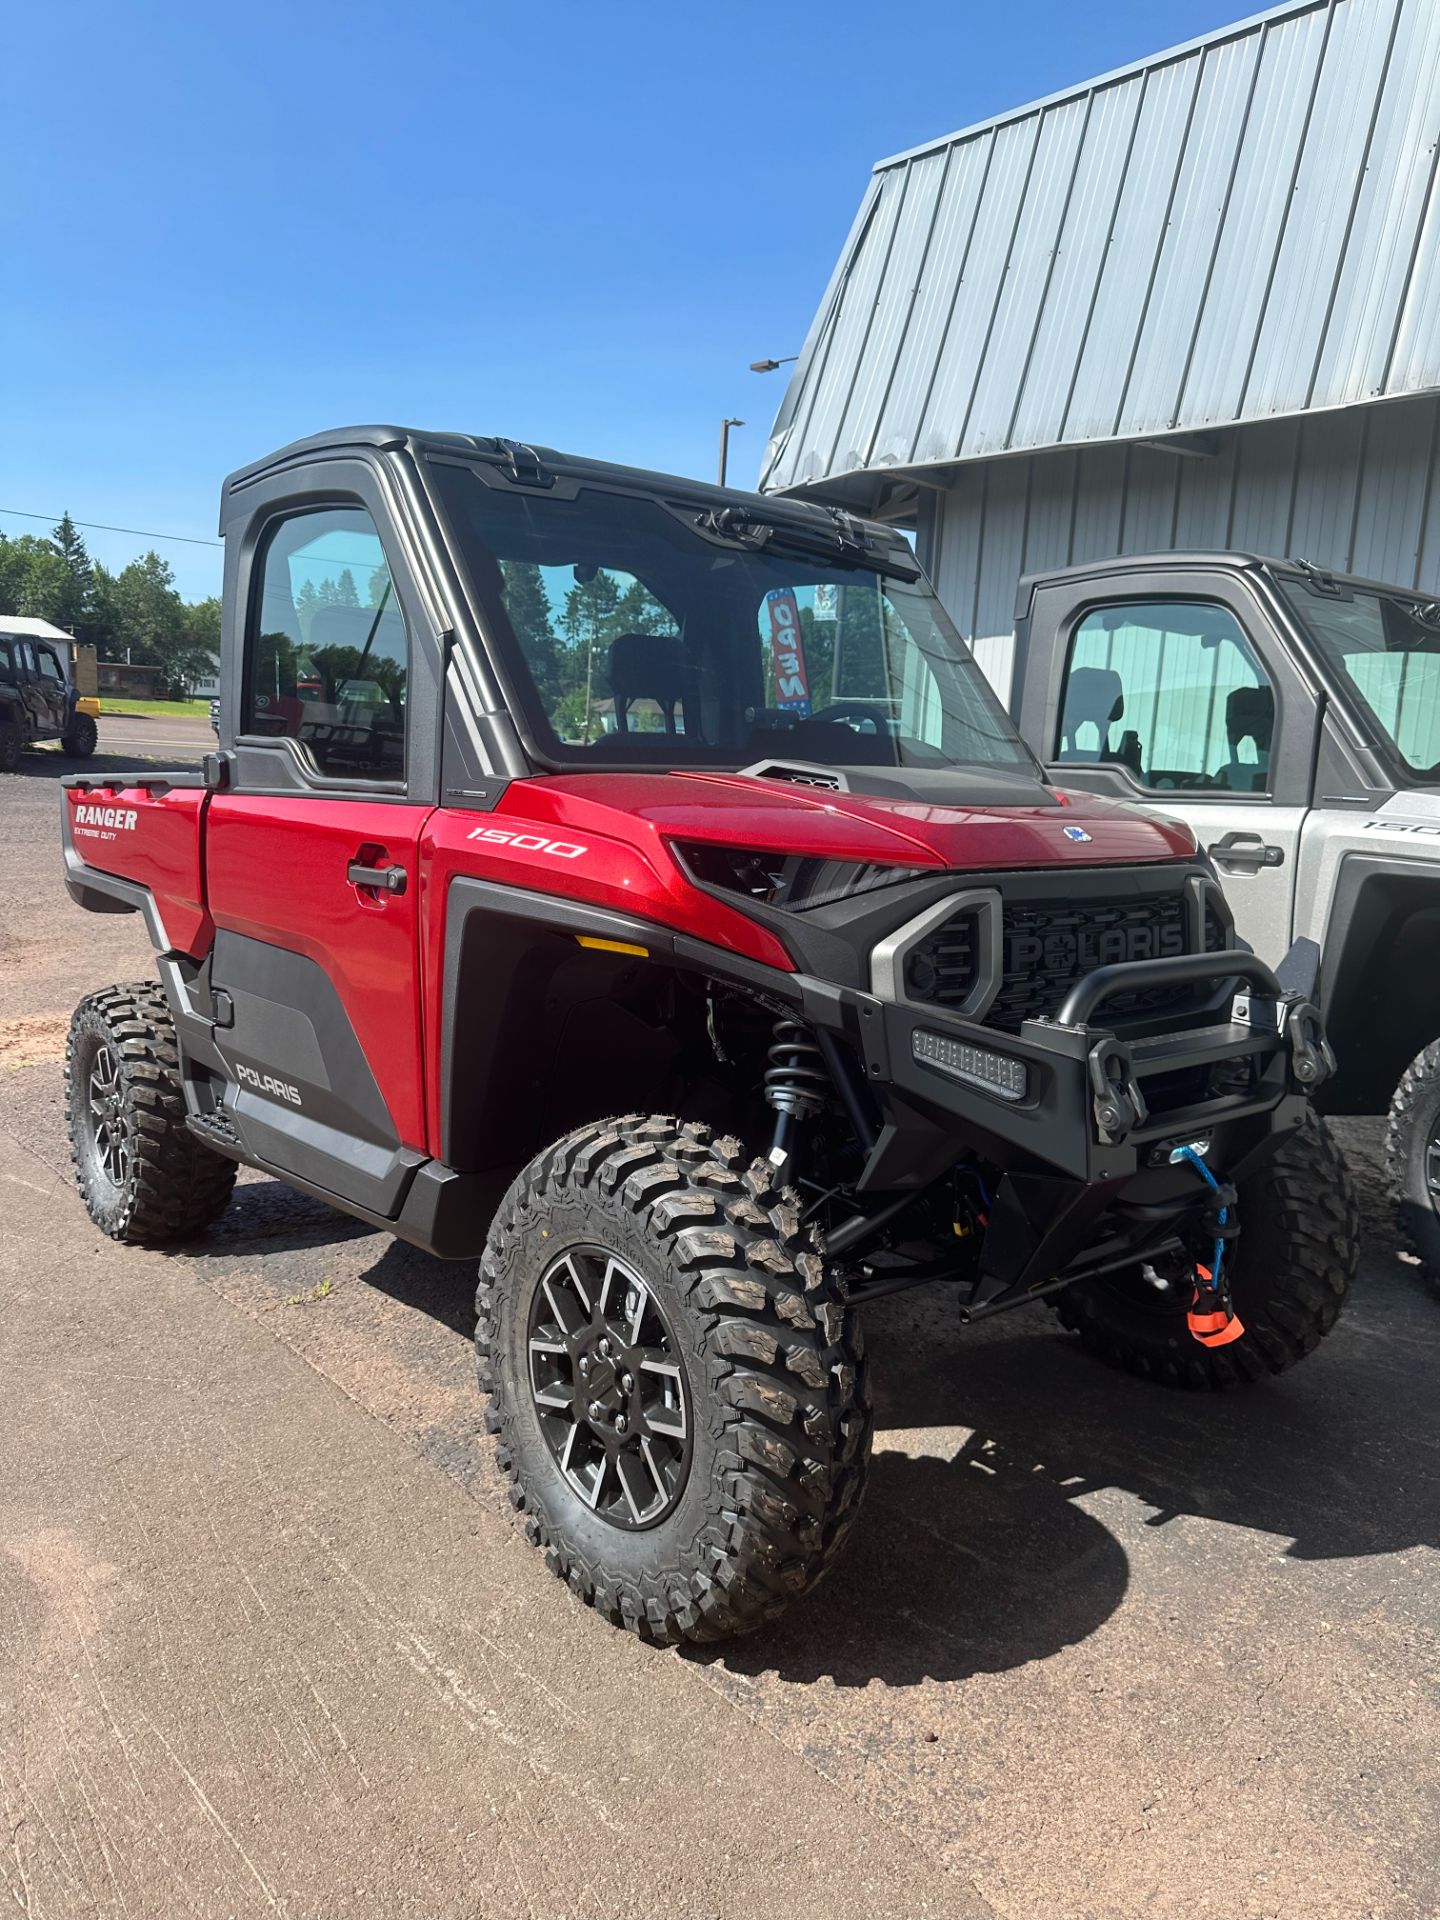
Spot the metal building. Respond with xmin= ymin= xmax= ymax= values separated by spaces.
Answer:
xmin=760 ymin=0 xmax=1440 ymax=700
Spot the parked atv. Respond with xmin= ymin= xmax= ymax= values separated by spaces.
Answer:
xmin=1 ymin=617 xmax=99 ymax=769
xmin=59 ymin=426 xmax=1357 ymax=1643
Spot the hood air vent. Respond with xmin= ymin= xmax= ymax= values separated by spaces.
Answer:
xmin=737 ymin=759 xmax=850 ymax=793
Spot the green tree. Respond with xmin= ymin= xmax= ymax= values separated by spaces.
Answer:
xmin=50 ymin=515 xmax=96 ymax=632
xmin=501 ymin=561 xmax=561 ymax=706
xmin=560 ymin=570 xmax=624 ymax=743
xmin=108 ymin=552 xmax=213 ymax=691
xmin=184 ymin=595 xmax=221 ymax=664
xmin=0 ymin=533 xmax=69 ymax=621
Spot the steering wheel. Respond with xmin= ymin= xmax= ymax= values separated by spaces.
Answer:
xmin=808 ymin=701 xmax=897 ymax=735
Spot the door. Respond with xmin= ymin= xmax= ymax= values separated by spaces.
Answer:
xmin=1033 ymin=592 xmax=1306 ymax=962
xmin=32 ymin=642 xmax=71 ymax=733
xmin=12 ymin=642 xmax=49 ymax=734
xmin=206 ymin=499 xmax=435 ymax=1214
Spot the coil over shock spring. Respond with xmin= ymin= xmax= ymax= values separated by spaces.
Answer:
xmin=764 ymin=1018 xmax=829 ymax=1121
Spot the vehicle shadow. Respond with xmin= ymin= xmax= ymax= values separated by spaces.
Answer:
xmin=696 ymin=1273 xmax=1436 ymax=1687
xmin=180 ymin=1174 xmax=377 ymax=1260
xmin=181 ymin=1179 xmax=1435 ymax=1691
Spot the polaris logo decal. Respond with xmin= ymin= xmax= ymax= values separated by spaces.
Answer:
xmin=1062 ymin=825 xmax=1092 ymax=843
xmin=74 ymin=804 xmax=138 ymax=831
xmin=233 ymin=1061 xmax=303 ymax=1107
xmin=466 ymin=827 xmax=586 ymax=858
xmin=1006 ymin=919 xmax=1185 ymax=974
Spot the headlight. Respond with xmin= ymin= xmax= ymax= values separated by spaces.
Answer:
xmin=673 ymin=842 xmax=931 ymax=912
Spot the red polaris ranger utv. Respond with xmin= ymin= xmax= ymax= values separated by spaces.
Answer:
xmin=61 ymin=427 xmax=1357 ymax=1644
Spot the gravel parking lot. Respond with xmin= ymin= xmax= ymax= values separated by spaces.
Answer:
xmin=2 ymin=730 xmax=1437 ymax=1919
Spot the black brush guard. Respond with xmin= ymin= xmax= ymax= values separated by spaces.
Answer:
xmin=808 ymin=947 xmax=1335 ymax=1313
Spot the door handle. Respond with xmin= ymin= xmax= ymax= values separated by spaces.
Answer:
xmin=347 ymin=859 xmax=408 ymax=895
xmin=1206 ymin=831 xmax=1284 ymax=873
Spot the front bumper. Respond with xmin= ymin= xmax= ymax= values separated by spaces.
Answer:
xmin=800 ymin=946 xmax=1333 ymax=1191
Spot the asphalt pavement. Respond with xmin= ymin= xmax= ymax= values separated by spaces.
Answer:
xmin=2 ymin=726 xmax=1436 ymax=1919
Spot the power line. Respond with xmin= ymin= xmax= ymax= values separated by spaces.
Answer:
xmin=0 ymin=505 xmax=222 ymax=550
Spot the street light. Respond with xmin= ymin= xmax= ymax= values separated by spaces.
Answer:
xmin=718 ymin=418 xmax=744 ymax=488
xmin=749 ymin=355 xmax=799 ymax=373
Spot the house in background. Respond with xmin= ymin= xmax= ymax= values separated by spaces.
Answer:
xmin=760 ymin=0 xmax=1440 ymax=706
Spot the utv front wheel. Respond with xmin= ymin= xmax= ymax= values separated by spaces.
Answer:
xmin=1385 ymin=1040 xmax=1440 ymax=1288
xmin=477 ymin=1116 xmax=872 ymax=1644
xmin=1050 ymin=1112 xmax=1357 ymax=1389
xmin=67 ymin=982 xmax=237 ymax=1244
xmin=61 ymin=713 xmax=99 ymax=757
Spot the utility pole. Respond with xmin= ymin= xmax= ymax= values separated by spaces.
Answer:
xmin=718 ymin=418 xmax=744 ymax=488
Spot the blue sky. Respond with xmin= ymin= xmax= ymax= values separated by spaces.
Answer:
xmin=5 ymin=0 xmax=1256 ymax=601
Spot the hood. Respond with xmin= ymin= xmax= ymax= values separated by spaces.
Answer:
xmin=515 ymin=769 xmax=1198 ymax=872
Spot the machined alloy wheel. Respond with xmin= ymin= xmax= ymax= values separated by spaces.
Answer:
xmin=477 ymin=1114 xmax=872 ymax=1644
xmin=86 ymin=1042 xmax=131 ymax=1191
xmin=67 ymin=981 xmax=237 ymax=1244
xmin=528 ymin=1246 xmax=690 ymax=1529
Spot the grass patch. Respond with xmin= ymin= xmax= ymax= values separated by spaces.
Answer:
xmin=98 ymin=697 xmax=212 ymax=719
xmin=285 ymin=1278 xmax=334 ymax=1306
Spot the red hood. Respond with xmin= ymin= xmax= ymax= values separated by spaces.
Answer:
xmin=503 ymin=770 xmax=1197 ymax=872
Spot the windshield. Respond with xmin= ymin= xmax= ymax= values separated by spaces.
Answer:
xmin=431 ymin=465 xmax=1034 ymax=774
xmin=1278 ymin=575 xmax=1440 ymax=780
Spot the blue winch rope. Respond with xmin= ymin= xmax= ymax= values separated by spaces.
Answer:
xmin=1175 ymin=1145 xmax=1227 ymax=1291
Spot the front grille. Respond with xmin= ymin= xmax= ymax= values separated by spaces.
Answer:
xmin=991 ymin=896 xmax=1189 ymax=1031
xmin=900 ymin=883 xmax=1227 ymax=1035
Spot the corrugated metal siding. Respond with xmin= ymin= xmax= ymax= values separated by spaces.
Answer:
xmin=762 ymin=0 xmax=1440 ymax=494
xmin=930 ymin=394 xmax=1440 ymax=704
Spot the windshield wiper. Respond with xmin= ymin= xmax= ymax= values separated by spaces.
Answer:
xmin=692 ymin=504 xmax=920 ymax=581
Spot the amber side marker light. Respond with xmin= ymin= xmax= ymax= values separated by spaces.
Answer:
xmin=576 ymin=936 xmax=649 ymax=958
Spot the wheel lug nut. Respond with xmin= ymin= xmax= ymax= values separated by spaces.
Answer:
xmin=598 ymin=1337 xmax=610 ymax=1358
xmin=615 ymin=1414 xmax=628 ymax=1435
xmin=588 ymin=1400 xmax=604 ymax=1420
xmin=621 ymin=1372 xmax=634 ymax=1393
xmin=578 ymin=1355 xmax=590 ymax=1376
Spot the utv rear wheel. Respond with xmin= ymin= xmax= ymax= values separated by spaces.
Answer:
xmin=1050 ymin=1113 xmax=1357 ymax=1389
xmin=1385 ymin=1041 xmax=1440 ymax=1288
xmin=61 ymin=713 xmax=98 ymax=757
xmin=0 ymin=723 xmax=22 ymax=773
xmin=67 ymin=982 xmax=237 ymax=1244
xmin=476 ymin=1115 xmax=872 ymax=1644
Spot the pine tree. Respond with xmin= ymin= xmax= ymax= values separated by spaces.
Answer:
xmin=50 ymin=514 xmax=95 ymax=632
xmin=501 ymin=561 xmax=561 ymax=706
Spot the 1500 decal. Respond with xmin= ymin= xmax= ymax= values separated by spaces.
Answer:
xmin=466 ymin=827 xmax=586 ymax=857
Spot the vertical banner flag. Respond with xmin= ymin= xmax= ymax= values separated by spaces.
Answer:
xmin=764 ymin=587 xmax=811 ymax=716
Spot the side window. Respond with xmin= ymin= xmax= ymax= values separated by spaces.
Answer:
xmin=35 ymin=646 xmax=65 ymax=682
xmin=1057 ymin=601 xmax=1274 ymax=795
xmin=246 ymin=506 xmax=408 ymax=781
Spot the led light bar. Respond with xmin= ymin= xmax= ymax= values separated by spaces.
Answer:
xmin=913 ymin=1028 xmax=1029 ymax=1102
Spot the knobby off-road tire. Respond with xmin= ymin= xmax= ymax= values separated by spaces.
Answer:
xmin=1385 ymin=1041 xmax=1440 ymax=1288
xmin=67 ymin=981 xmax=237 ymax=1244
xmin=476 ymin=1115 xmax=872 ymax=1645
xmin=0 ymin=722 xmax=23 ymax=773
xmin=61 ymin=712 xmax=99 ymax=757
xmin=1051 ymin=1112 xmax=1357 ymax=1389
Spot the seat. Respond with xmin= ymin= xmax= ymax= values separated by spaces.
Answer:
xmin=607 ymin=631 xmax=692 ymax=735
xmin=1058 ymin=667 xmax=1126 ymax=762
xmin=1216 ymin=684 xmax=1273 ymax=793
